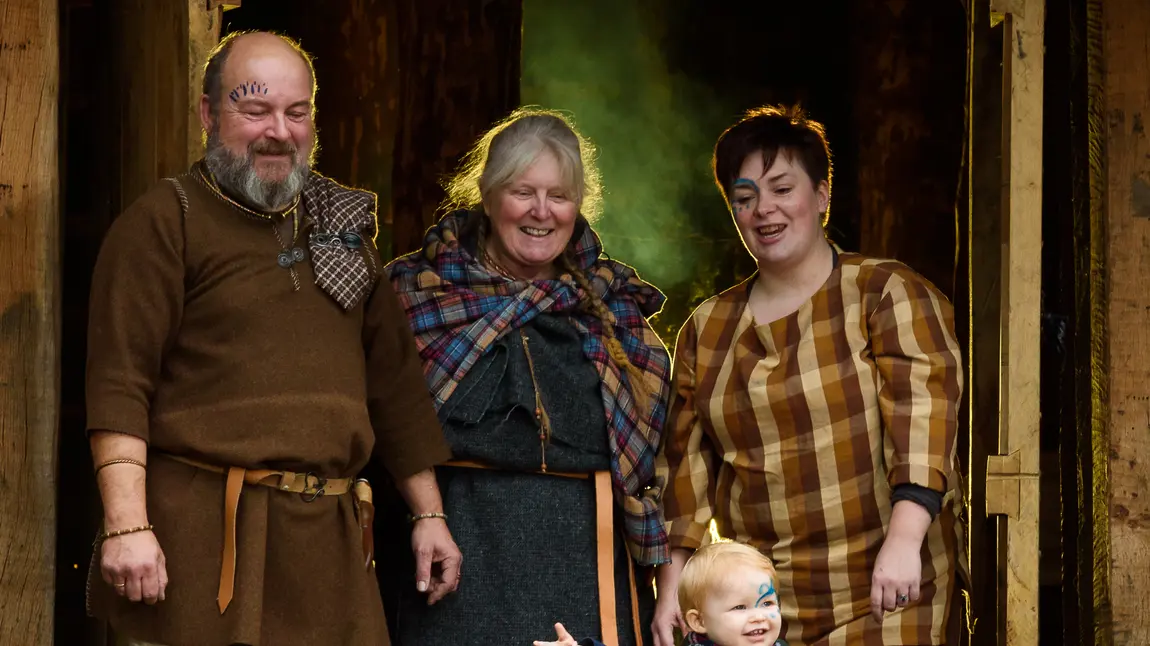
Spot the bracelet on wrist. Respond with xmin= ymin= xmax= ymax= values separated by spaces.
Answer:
xmin=97 ymin=524 xmax=154 ymax=543
xmin=94 ymin=458 xmax=147 ymax=476
xmin=407 ymin=512 xmax=447 ymax=524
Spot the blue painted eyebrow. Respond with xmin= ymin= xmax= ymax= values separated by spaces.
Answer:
xmin=756 ymin=580 xmax=776 ymax=606
xmin=733 ymin=178 xmax=760 ymax=192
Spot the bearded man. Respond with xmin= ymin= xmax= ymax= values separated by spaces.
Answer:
xmin=85 ymin=31 xmax=459 ymax=646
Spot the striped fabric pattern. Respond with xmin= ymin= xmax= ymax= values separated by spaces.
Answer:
xmin=658 ymin=253 xmax=965 ymax=645
xmin=386 ymin=210 xmax=674 ymax=565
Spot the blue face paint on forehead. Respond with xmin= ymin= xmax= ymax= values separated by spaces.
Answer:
xmin=756 ymin=579 xmax=776 ymax=607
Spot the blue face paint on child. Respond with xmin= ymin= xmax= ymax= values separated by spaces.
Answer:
xmin=756 ymin=579 xmax=777 ymax=607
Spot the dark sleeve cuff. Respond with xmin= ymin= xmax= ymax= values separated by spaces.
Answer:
xmin=891 ymin=483 xmax=943 ymax=520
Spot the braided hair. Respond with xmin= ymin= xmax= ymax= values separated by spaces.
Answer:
xmin=558 ymin=252 xmax=652 ymax=413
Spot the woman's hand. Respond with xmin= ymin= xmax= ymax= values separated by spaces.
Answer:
xmin=870 ymin=533 xmax=923 ymax=621
xmin=653 ymin=590 xmax=686 ymax=646
xmin=533 ymin=622 xmax=578 ymax=646
xmin=653 ymin=549 xmax=692 ymax=646
xmin=101 ymin=530 xmax=168 ymax=605
xmin=870 ymin=500 xmax=931 ymax=622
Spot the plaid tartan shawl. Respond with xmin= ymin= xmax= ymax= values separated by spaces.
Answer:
xmin=385 ymin=210 xmax=672 ymax=565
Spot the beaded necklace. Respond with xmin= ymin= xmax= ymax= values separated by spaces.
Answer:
xmin=197 ymin=167 xmax=307 ymax=291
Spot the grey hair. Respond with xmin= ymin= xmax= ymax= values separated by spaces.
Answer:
xmin=441 ymin=107 xmax=603 ymax=222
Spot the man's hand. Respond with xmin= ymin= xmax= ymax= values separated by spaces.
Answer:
xmin=101 ymin=530 xmax=168 ymax=605
xmin=411 ymin=517 xmax=461 ymax=605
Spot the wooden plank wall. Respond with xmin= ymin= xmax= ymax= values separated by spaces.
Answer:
xmin=389 ymin=0 xmax=522 ymax=257
xmin=848 ymin=0 xmax=967 ymax=298
xmin=0 ymin=1 xmax=60 ymax=644
xmin=1103 ymin=0 xmax=1150 ymax=643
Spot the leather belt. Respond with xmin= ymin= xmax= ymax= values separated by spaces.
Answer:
xmin=160 ymin=453 xmax=370 ymax=614
xmin=443 ymin=460 xmax=642 ymax=646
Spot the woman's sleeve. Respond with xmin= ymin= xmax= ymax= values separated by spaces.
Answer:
xmin=656 ymin=314 xmax=720 ymax=550
xmin=868 ymin=271 xmax=964 ymax=493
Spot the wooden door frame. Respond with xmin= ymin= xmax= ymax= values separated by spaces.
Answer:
xmin=980 ymin=0 xmax=1044 ymax=643
xmin=0 ymin=2 xmax=61 ymax=642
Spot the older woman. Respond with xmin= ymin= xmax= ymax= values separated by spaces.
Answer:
xmin=652 ymin=105 xmax=966 ymax=646
xmin=384 ymin=108 xmax=672 ymax=646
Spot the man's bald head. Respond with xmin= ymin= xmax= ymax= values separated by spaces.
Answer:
xmin=202 ymin=31 xmax=316 ymax=121
xmin=198 ymin=30 xmax=319 ymax=212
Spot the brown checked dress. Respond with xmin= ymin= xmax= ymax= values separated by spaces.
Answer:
xmin=658 ymin=252 xmax=966 ymax=646
xmin=85 ymin=163 xmax=451 ymax=646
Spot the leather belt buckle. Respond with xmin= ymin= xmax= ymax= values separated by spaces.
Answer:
xmin=300 ymin=472 xmax=327 ymax=502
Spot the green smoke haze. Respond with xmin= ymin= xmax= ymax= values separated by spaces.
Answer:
xmin=522 ymin=0 xmax=757 ymax=343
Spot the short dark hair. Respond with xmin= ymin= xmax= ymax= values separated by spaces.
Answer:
xmin=201 ymin=30 xmax=317 ymax=121
xmin=712 ymin=104 xmax=833 ymax=224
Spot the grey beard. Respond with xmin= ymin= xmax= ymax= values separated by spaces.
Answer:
xmin=203 ymin=130 xmax=314 ymax=212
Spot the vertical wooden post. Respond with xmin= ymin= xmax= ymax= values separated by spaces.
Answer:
xmin=113 ymin=0 xmax=222 ymax=210
xmin=0 ymin=1 xmax=60 ymax=644
xmin=967 ymin=0 xmax=1005 ymax=640
xmin=188 ymin=2 xmax=229 ymax=164
xmin=1103 ymin=0 xmax=1150 ymax=642
xmin=984 ymin=0 xmax=1044 ymax=643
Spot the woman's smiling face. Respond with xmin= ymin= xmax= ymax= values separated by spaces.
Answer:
xmin=484 ymin=149 xmax=579 ymax=280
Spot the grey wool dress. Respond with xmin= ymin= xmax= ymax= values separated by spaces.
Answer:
xmin=385 ymin=313 xmax=655 ymax=645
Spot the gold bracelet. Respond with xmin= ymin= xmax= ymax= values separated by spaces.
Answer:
xmin=98 ymin=524 xmax=154 ymax=542
xmin=94 ymin=458 xmax=146 ymax=476
xmin=407 ymin=512 xmax=447 ymax=524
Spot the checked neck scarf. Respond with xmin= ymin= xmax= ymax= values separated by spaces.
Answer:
xmin=385 ymin=209 xmax=672 ymax=566
xmin=192 ymin=162 xmax=380 ymax=311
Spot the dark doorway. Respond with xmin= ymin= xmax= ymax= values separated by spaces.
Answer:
xmin=54 ymin=2 xmax=1006 ymax=645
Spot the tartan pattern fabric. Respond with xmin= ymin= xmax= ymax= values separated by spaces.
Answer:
xmin=658 ymin=254 xmax=965 ymax=646
xmin=303 ymin=174 xmax=380 ymax=311
xmin=385 ymin=210 xmax=673 ymax=565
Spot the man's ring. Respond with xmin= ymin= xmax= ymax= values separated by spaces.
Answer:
xmin=897 ymin=594 xmax=909 ymax=604
xmin=114 ymin=582 xmax=126 ymax=588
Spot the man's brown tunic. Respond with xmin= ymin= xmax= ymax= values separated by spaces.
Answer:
xmin=85 ymin=164 xmax=451 ymax=646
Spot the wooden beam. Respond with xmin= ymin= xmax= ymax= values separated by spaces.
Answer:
xmin=986 ymin=0 xmax=1043 ymax=644
xmin=188 ymin=0 xmax=225 ymax=164
xmin=1103 ymin=0 xmax=1150 ymax=642
xmin=0 ymin=1 xmax=60 ymax=644
xmin=114 ymin=0 xmax=220 ymax=210
xmin=967 ymin=0 xmax=1006 ymax=641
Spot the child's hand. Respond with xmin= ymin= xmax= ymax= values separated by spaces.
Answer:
xmin=533 ymin=622 xmax=578 ymax=646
